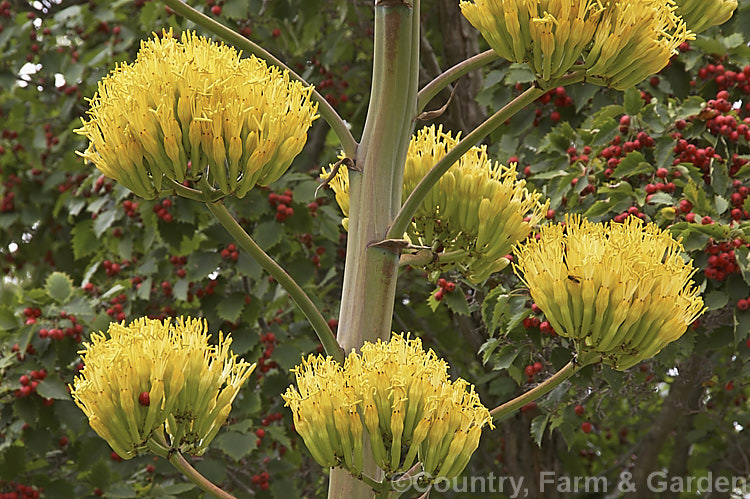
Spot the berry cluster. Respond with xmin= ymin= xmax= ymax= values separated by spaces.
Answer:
xmin=250 ymin=471 xmax=271 ymax=491
xmin=268 ymin=190 xmax=294 ymax=222
xmin=531 ymin=86 xmax=573 ymax=125
xmin=10 ymin=342 xmax=35 ymax=361
xmin=102 ymin=259 xmax=125 ymax=277
xmin=170 ymin=255 xmax=187 ymax=278
xmin=0 ymin=481 xmax=41 ymax=499
xmin=522 ymin=303 xmax=557 ymax=335
xmin=194 ymin=278 xmax=218 ymax=299
xmin=152 ymin=198 xmax=173 ymax=223
xmin=433 ymin=278 xmax=456 ymax=301
xmin=220 ymin=243 xmax=239 ymax=262
xmin=704 ymin=240 xmax=742 ymax=281
xmin=523 ymin=361 xmax=544 ymax=382
xmin=257 ymin=332 xmax=279 ymax=375
xmin=105 ymin=293 xmax=128 ymax=322
xmin=13 ymin=369 xmax=47 ymax=399
xmin=0 ymin=172 xmax=20 ymax=213
xmin=612 ymin=206 xmax=647 ymax=224
xmin=310 ymin=54 xmax=350 ymax=108
xmin=704 ymin=91 xmax=750 ymax=143
xmin=23 ymin=306 xmax=41 ymax=325
xmin=122 ymin=199 xmax=139 ymax=218
xmin=39 ymin=310 xmax=83 ymax=341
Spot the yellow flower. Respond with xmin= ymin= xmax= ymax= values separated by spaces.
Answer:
xmin=460 ymin=0 xmax=605 ymax=80
xmin=75 ymin=29 xmax=318 ymax=200
xmin=585 ymin=0 xmax=695 ymax=90
xmin=323 ymin=125 xmax=548 ymax=282
xmin=513 ymin=215 xmax=705 ymax=370
xmin=70 ymin=317 xmax=254 ymax=459
xmin=461 ymin=0 xmax=698 ymax=90
xmin=674 ymin=0 xmax=737 ymax=33
xmin=282 ymin=334 xmax=492 ymax=479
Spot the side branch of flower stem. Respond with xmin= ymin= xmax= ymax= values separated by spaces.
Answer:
xmin=159 ymin=0 xmax=357 ymax=157
xmin=489 ymin=360 xmax=580 ymax=422
xmin=387 ymin=69 xmax=586 ymax=239
xmin=150 ymin=432 xmax=238 ymax=499
xmin=205 ymin=202 xmax=344 ymax=364
xmin=417 ymin=49 xmax=499 ymax=113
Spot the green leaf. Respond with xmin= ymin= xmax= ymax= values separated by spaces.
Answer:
xmin=705 ymin=290 xmax=729 ymax=310
xmin=734 ymin=246 xmax=750 ymax=287
xmin=253 ymin=221 xmax=283 ymax=250
xmin=71 ymin=220 xmax=96 ymax=260
xmin=530 ymin=414 xmax=550 ymax=447
xmin=444 ymin=286 xmax=470 ymax=315
xmin=623 ymin=87 xmax=643 ymax=115
xmin=583 ymin=201 xmax=614 ymax=219
xmin=492 ymin=344 xmax=520 ymax=371
xmin=711 ymin=160 xmax=730 ymax=195
xmin=0 ymin=306 xmax=19 ymax=331
xmin=36 ymin=378 xmax=72 ymax=400
xmin=214 ymin=431 xmax=257 ymax=461
xmin=93 ymin=209 xmax=116 ymax=238
xmin=482 ymin=285 xmax=509 ymax=335
xmin=216 ymin=293 xmax=246 ymax=322
xmin=45 ymin=272 xmax=74 ymax=303
xmin=612 ymin=151 xmax=652 ymax=179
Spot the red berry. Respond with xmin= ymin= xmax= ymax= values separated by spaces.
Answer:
xmin=581 ymin=422 xmax=593 ymax=433
xmin=272 ymin=28 xmax=281 ymax=38
xmin=59 ymin=436 xmax=69 ymax=446
xmin=211 ymin=5 xmax=221 ymax=15
xmin=533 ymin=361 xmax=543 ymax=373
xmin=139 ymin=391 xmax=150 ymax=406
xmin=738 ymin=299 xmax=749 ymax=311
xmin=256 ymin=429 xmax=266 ymax=438
xmin=524 ymin=365 xmax=535 ymax=377
xmin=445 ymin=282 xmax=456 ymax=293
xmin=574 ymin=405 xmax=585 ymax=417
xmin=146 ymin=464 xmax=155 ymax=473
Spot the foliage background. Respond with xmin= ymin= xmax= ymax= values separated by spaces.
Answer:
xmin=0 ymin=0 xmax=749 ymax=497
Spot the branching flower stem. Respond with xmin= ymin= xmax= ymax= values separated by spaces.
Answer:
xmin=387 ymin=69 xmax=586 ymax=240
xmin=159 ymin=0 xmax=357 ymax=157
xmin=417 ymin=49 xmax=500 ymax=113
xmin=149 ymin=431 xmax=238 ymax=499
xmin=206 ymin=201 xmax=344 ymax=364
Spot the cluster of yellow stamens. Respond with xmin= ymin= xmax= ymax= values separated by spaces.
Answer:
xmin=323 ymin=125 xmax=547 ymax=282
xmin=513 ymin=215 xmax=705 ymax=370
xmin=674 ymin=0 xmax=737 ymax=33
xmin=460 ymin=0 xmax=700 ymax=89
xmin=70 ymin=317 xmax=254 ymax=459
xmin=282 ymin=334 xmax=493 ymax=479
xmin=76 ymin=29 xmax=318 ymax=199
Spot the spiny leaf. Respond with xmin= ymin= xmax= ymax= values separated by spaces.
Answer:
xmin=45 ymin=272 xmax=74 ymax=303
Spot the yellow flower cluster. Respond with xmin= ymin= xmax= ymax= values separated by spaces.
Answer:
xmin=674 ymin=0 xmax=737 ymax=33
xmin=323 ymin=126 xmax=547 ymax=282
xmin=282 ymin=334 xmax=492 ymax=479
xmin=585 ymin=0 xmax=693 ymax=89
xmin=70 ymin=317 xmax=254 ymax=459
xmin=513 ymin=216 xmax=705 ymax=370
xmin=460 ymin=0 xmax=604 ymax=80
xmin=460 ymin=0 xmax=699 ymax=90
xmin=76 ymin=29 xmax=318 ymax=200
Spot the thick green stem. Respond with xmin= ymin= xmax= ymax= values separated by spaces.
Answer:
xmin=329 ymin=1 xmax=420 ymax=497
xmin=205 ymin=202 xmax=344 ymax=364
xmin=490 ymin=360 xmax=579 ymax=422
xmin=388 ymin=69 xmax=586 ymax=239
xmin=150 ymin=433 xmax=237 ymax=499
xmin=417 ymin=49 xmax=499 ymax=113
xmin=159 ymin=0 xmax=357 ymax=157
